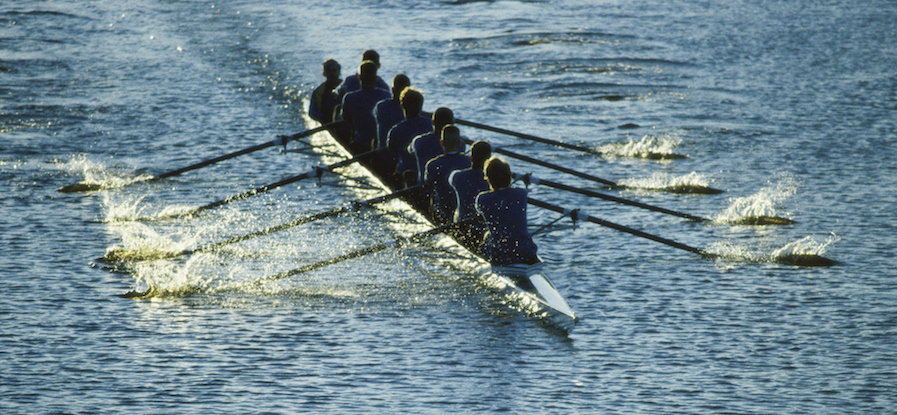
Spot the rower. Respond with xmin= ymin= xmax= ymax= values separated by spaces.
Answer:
xmin=373 ymin=74 xmax=411 ymax=151
xmin=449 ymin=140 xmax=491 ymax=245
xmin=424 ymin=125 xmax=471 ymax=225
xmin=337 ymin=49 xmax=389 ymax=99
xmin=386 ymin=87 xmax=431 ymax=187
xmin=409 ymin=107 xmax=454 ymax=185
xmin=308 ymin=59 xmax=341 ymax=124
xmin=475 ymin=157 xmax=538 ymax=266
xmin=340 ymin=60 xmax=391 ymax=154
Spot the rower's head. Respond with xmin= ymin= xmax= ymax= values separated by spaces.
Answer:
xmin=432 ymin=107 xmax=454 ymax=131
xmin=322 ymin=59 xmax=341 ymax=81
xmin=392 ymin=74 xmax=410 ymax=99
xmin=358 ymin=60 xmax=378 ymax=89
xmin=484 ymin=157 xmax=512 ymax=190
xmin=362 ymin=49 xmax=381 ymax=68
xmin=400 ymin=87 xmax=424 ymax=119
xmin=470 ymin=140 xmax=492 ymax=170
xmin=440 ymin=125 xmax=461 ymax=153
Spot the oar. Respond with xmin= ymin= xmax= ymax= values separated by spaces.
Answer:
xmin=60 ymin=121 xmax=343 ymax=193
xmin=122 ymin=217 xmax=480 ymax=298
xmin=422 ymin=111 xmax=603 ymax=155
xmin=527 ymin=197 xmax=835 ymax=267
xmin=468 ymin=139 xmax=723 ymax=194
xmin=462 ymin=138 xmax=619 ymax=188
xmin=527 ymin=197 xmax=710 ymax=257
xmin=514 ymin=173 xmax=708 ymax=222
xmin=257 ymin=216 xmax=480 ymax=283
xmin=105 ymin=185 xmax=423 ymax=262
xmin=145 ymin=147 xmax=385 ymax=220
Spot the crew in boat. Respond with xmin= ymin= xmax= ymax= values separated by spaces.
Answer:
xmin=373 ymin=73 xmax=411 ymax=151
xmin=337 ymin=49 xmax=389 ymax=99
xmin=339 ymin=60 xmax=391 ymax=153
xmin=386 ymin=87 xmax=431 ymax=187
xmin=449 ymin=140 xmax=491 ymax=245
xmin=308 ymin=59 xmax=341 ymax=124
xmin=410 ymin=107 xmax=466 ymax=186
xmin=424 ymin=125 xmax=471 ymax=224
xmin=475 ymin=157 xmax=538 ymax=266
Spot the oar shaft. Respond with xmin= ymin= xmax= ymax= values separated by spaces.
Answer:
xmin=261 ymin=217 xmax=480 ymax=283
xmin=188 ymin=185 xmax=422 ymax=255
xmin=422 ymin=111 xmax=601 ymax=155
xmin=167 ymin=147 xmax=385 ymax=219
xmin=60 ymin=122 xmax=343 ymax=193
xmin=149 ymin=122 xmax=338 ymax=182
xmin=527 ymin=197 xmax=711 ymax=257
xmin=515 ymin=173 xmax=707 ymax=222
xmin=475 ymin=140 xmax=619 ymax=188
xmin=457 ymin=118 xmax=601 ymax=155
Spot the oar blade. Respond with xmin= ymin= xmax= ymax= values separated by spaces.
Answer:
xmin=774 ymin=254 xmax=839 ymax=267
xmin=59 ymin=182 xmax=105 ymax=193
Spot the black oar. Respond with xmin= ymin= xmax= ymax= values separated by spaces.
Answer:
xmin=527 ymin=197 xmax=710 ymax=257
xmin=472 ymin=139 xmax=723 ymax=194
xmin=121 ymin=217 xmax=479 ymax=299
xmin=145 ymin=147 xmax=385 ymax=220
xmin=422 ymin=111 xmax=604 ymax=155
xmin=258 ymin=216 xmax=480 ymax=283
xmin=464 ymin=138 xmax=619 ymax=188
xmin=60 ymin=121 xmax=342 ymax=193
xmin=106 ymin=185 xmax=422 ymax=262
xmin=527 ymin=197 xmax=835 ymax=267
xmin=514 ymin=173 xmax=708 ymax=222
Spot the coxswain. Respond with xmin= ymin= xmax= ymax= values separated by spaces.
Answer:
xmin=409 ymin=107 xmax=454 ymax=185
xmin=373 ymin=74 xmax=410 ymax=150
xmin=475 ymin=157 xmax=538 ymax=266
xmin=340 ymin=60 xmax=391 ymax=154
xmin=448 ymin=140 xmax=491 ymax=245
xmin=386 ymin=87 xmax=431 ymax=187
xmin=337 ymin=49 xmax=389 ymax=99
xmin=424 ymin=125 xmax=472 ymax=224
xmin=308 ymin=59 xmax=341 ymax=124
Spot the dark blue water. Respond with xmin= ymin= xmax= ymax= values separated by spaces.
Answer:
xmin=3 ymin=0 xmax=896 ymax=413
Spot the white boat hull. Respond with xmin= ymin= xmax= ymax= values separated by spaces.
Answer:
xmin=479 ymin=261 xmax=578 ymax=333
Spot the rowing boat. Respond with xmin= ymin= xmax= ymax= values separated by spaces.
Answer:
xmin=316 ymin=119 xmax=578 ymax=333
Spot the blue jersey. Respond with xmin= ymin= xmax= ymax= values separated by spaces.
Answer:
xmin=341 ymin=88 xmax=391 ymax=145
xmin=425 ymin=153 xmax=471 ymax=222
xmin=411 ymin=133 xmax=468 ymax=185
xmin=475 ymin=187 xmax=538 ymax=266
xmin=409 ymin=132 xmax=442 ymax=185
xmin=373 ymin=99 xmax=404 ymax=149
xmin=337 ymin=74 xmax=389 ymax=97
xmin=309 ymin=81 xmax=340 ymax=123
xmin=387 ymin=115 xmax=431 ymax=175
xmin=449 ymin=168 xmax=489 ymax=222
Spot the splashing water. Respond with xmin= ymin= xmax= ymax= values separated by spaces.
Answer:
xmin=128 ymin=255 xmax=218 ymax=298
xmin=706 ymin=233 xmax=840 ymax=267
xmin=714 ymin=178 xmax=799 ymax=225
xmin=61 ymin=154 xmax=151 ymax=191
xmin=598 ymin=134 xmax=687 ymax=160
xmin=772 ymin=233 xmax=840 ymax=259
